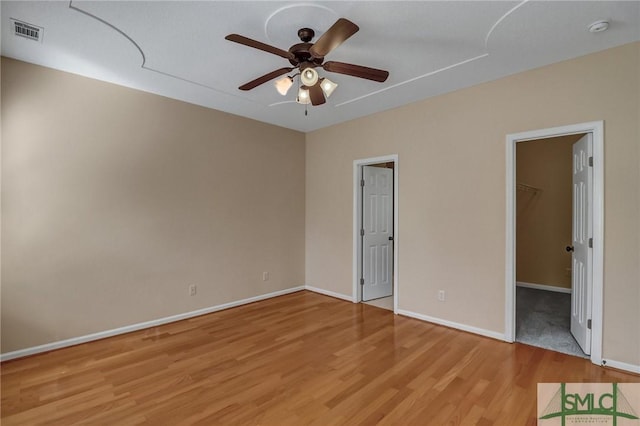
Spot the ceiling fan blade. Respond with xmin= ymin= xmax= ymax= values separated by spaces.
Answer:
xmin=307 ymin=84 xmax=326 ymax=106
xmin=238 ymin=67 xmax=294 ymax=91
xmin=323 ymin=61 xmax=389 ymax=82
xmin=225 ymin=34 xmax=295 ymax=61
xmin=309 ymin=18 xmax=359 ymax=58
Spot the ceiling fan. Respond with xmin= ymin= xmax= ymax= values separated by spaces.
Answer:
xmin=225 ymin=18 xmax=389 ymax=106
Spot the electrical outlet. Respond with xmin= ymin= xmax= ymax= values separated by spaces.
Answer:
xmin=189 ymin=284 xmax=197 ymax=296
xmin=438 ymin=290 xmax=446 ymax=301
xmin=263 ymin=272 xmax=269 ymax=281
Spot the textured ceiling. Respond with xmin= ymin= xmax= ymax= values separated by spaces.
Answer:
xmin=2 ymin=1 xmax=639 ymax=132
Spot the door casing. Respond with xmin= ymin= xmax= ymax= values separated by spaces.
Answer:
xmin=353 ymin=155 xmax=399 ymax=312
xmin=505 ymin=121 xmax=604 ymax=366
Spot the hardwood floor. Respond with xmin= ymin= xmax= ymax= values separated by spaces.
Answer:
xmin=1 ymin=291 xmax=637 ymax=425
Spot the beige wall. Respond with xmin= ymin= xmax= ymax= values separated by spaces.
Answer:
xmin=306 ymin=42 xmax=640 ymax=365
xmin=516 ymin=135 xmax=581 ymax=289
xmin=1 ymin=58 xmax=305 ymax=353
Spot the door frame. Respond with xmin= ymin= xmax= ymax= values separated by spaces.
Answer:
xmin=353 ymin=155 xmax=399 ymax=313
xmin=505 ymin=121 xmax=603 ymax=364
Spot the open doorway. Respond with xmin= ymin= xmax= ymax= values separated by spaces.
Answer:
xmin=353 ymin=155 xmax=399 ymax=313
xmin=515 ymin=134 xmax=587 ymax=357
xmin=505 ymin=121 xmax=604 ymax=366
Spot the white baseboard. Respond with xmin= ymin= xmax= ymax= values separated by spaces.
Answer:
xmin=0 ymin=286 xmax=305 ymax=362
xmin=517 ymin=281 xmax=572 ymax=294
xmin=305 ymin=285 xmax=354 ymax=302
xmin=397 ymin=309 xmax=506 ymax=342
xmin=601 ymin=359 xmax=640 ymax=375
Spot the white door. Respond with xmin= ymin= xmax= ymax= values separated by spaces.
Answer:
xmin=362 ymin=166 xmax=393 ymax=301
xmin=570 ymin=134 xmax=593 ymax=355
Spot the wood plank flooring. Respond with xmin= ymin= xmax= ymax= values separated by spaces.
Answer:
xmin=1 ymin=291 xmax=638 ymax=425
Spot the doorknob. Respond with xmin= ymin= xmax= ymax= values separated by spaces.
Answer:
xmin=566 ymin=246 xmax=574 ymax=252
xmin=388 ymin=236 xmax=394 ymax=241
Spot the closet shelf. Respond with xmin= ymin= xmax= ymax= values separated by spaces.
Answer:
xmin=516 ymin=182 xmax=541 ymax=194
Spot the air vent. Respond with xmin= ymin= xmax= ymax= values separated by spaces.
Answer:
xmin=12 ymin=19 xmax=43 ymax=42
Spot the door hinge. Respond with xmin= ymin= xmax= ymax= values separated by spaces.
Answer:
xmin=587 ymin=319 xmax=592 ymax=330
xmin=589 ymin=156 xmax=593 ymax=167
xmin=589 ymin=238 xmax=593 ymax=248
xmin=361 ymin=179 xmax=365 ymax=187
xmin=360 ymin=278 xmax=364 ymax=286
xmin=360 ymin=229 xmax=365 ymax=236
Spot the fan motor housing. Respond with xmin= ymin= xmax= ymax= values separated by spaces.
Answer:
xmin=288 ymin=27 xmax=324 ymax=67
xmin=288 ymin=43 xmax=323 ymax=67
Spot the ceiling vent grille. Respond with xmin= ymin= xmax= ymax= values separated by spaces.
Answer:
xmin=12 ymin=19 xmax=43 ymax=42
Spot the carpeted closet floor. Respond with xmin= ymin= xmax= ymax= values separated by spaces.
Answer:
xmin=516 ymin=286 xmax=588 ymax=358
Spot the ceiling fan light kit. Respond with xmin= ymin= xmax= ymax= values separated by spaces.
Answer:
xmin=225 ymin=18 xmax=389 ymax=108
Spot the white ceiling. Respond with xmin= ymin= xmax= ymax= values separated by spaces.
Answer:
xmin=2 ymin=1 xmax=639 ymax=132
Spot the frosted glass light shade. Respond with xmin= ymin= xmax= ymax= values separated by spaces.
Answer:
xmin=320 ymin=78 xmax=338 ymax=97
xmin=300 ymin=68 xmax=319 ymax=87
xmin=275 ymin=76 xmax=293 ymax=95
xmin=296 ymin=87 xmax=311 ymax=104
